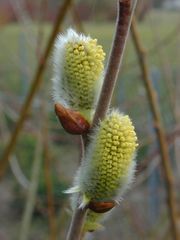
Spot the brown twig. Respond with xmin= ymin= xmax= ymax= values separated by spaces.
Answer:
xmin=66 ymin=1 xmax=136 ymax=239
xmin=65 ymin=133 xmax=86 ymax=240
xmin=92 ymin=0 xmax=136 ymax=127
xmin=0 ymin=0 xmax=73 ymax=179
xmin=131 ymin=17 xmax=179 ymax=240
xmin=66 ymin=207 xmax=88 ymax=240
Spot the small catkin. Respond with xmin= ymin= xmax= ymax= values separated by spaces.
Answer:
xmin=52 ymin=29 xmax=105 ymax=122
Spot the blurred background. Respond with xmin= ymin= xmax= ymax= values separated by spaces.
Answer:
xmin=0 ymin=0 xmax=180 ymax=239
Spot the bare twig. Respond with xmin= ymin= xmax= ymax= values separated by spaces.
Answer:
xmin=131 ymin=18 xmax=179 ymax=240
xmin=92 ymin=0 xmax=134 ymax=127
xmin=66 ymin=207 xmax=88 ymax=240
xmin=65 ymin=134 xmax=86 ymax=240
xmin=57 ymin=201 xmax=70 ymax=239
xmin=66 ymin=1 xmax=137 ymax=239
xmin=0 ymin=0 xmax=73 ymax=179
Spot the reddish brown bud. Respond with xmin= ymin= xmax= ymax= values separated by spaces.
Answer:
xmin=55 ymin=103 xmax=90 ymax=135
xmin=88 ymin=200 xmax=116 ymax=213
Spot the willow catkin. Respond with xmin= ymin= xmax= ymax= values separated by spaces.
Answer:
xmin=67 ymin=110 xmax=138 ymax=231
xmin=52 ymin=28 xmax=105 ymax=122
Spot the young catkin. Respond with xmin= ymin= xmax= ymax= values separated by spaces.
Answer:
xmin=68 ymin=110 xmax=138 ymax=232
xmin=52 ymin=28 xmax=105 ymax=122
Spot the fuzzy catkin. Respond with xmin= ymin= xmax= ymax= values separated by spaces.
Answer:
xmin=52 ymin=29 xmax=105 ymax=122
xmin=79 ymin=110 xmax=138 ymax=202
xmin=69 ymin=110 xmax=138 ymax=232
xmin=64 ymin=39 xmax=105 ymax=108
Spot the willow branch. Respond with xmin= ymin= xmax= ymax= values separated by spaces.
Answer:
xmin=92 ymin=0 xmax=136 ymax=127
xmin=131 ymin=17 xmax=179 ymax=240
xmin=66 ymin=1 xmax=137 ymax=239
xmin=66 ymin=207 xmax=88 ymax=240
xmin=0 ymin=0 xmax=73 ymax=179
xmin=65 ymin=135 xmax=86 ymax=240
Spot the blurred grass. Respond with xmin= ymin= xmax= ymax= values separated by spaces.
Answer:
xmin=0 ymin=10 xmax=179 ymax=93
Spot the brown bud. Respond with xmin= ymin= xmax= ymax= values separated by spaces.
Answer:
xmin=88 ymin=200 xmax=116 ymax=213
xmin=55 ymin=103 xmax=90 ymax=135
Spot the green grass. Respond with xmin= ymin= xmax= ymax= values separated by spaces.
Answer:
xmin=0 ymin=10 xmax=179 ymax=93
xmin=85 ymin=10 xmax=179 ymax=62
xmin=0 ymin=8 xmax=179 ymax=98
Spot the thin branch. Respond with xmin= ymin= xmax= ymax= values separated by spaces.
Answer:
xmin=66 ymin=1 xmax=137 ymax=239
xmin=57 ymin=201 xmax=70 ymax=239
xmin=131 ymin=17 xmax=179 ymax=240
xmin=0 ymin=0 xmax=73 ymax=179
xmin=92 ymin=0 xmax=137 ymax=127
xmin=65 ymin=134 xmax=86 ymax=240
xmin=66 ymin=207 xmax=88 ymax=240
